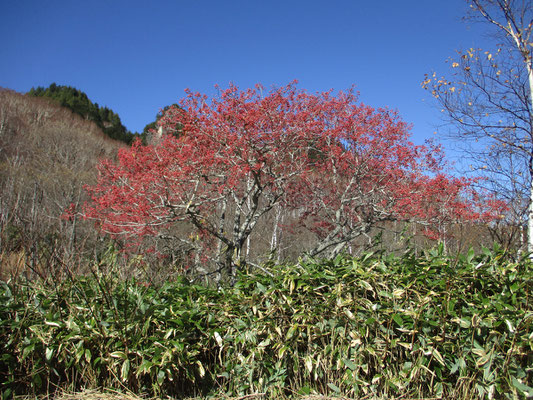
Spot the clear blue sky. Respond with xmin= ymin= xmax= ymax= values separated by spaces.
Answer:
xmin=1 ymin=0 xmax=491 ymax=147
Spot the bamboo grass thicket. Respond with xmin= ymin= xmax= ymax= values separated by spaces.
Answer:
xmin=0 ymin=246 xmax=531 ymax=399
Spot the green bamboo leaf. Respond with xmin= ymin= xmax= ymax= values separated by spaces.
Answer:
xmin=2 ymin=388 xmax=12 ymax=400
xmin=304 ymin=356 xmax=313 ymax=373
xmin=136 ymin=359 xmax=153 ymax=376
xmin=447 ymin=299 xmax=457 ymax=314
xmin=449 ymin=358 xmax=460 ymax=374
xmin=511 ymin=377 xmax=533 ymax=397
xmin=85 ymin=349 xmax=92 ymax=363
xmin=45 ymin=347 xmax=53 ymax=362
xmin=328 ymin=383 xmax=341 ymax=393
xmin=343 ymin=308 xmax=355 ymax=320
xmin=286 ymin=324 xmax=298 ymax=340
xmin=467 ymin=248 xmax=475 ymax=263
xmin=278 ymin=345 xmax=288 ymax=359
xmin=110 ymin=351 xmax=127 ymax=360
xmin=504 ymin=319 xmax=515 ymax=333
xmin=453 ymin=317 xmax=471 ymax=328
xmin=214 ymin=331 xmax=223 ymax=346
xmin=157 ymin=369 xmax=165 ymax=385
xmin=256 ymin=282 xmax=267 ymax=293
xmin=392 ymin=313 xmax=403 ymax=326
xmin=343 ymin=358 xmax=357 ymax=371
xmin=196 ymin=360 xmax=205 ymax=378
xmin=431 ymin=347 xmax=445 ymax=366
xmin=289 ymin=278 xmax=295 ymax=293
xmin=121 ymin=359 xmax=130 ymax=381
xmin=22 ymin=343 xmax=35 ymax=360
xmin=298 ymin=386 xmax=312 ymax=395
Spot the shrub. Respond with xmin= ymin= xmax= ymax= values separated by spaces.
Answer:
xmin=0 ymin=247 xmax=531 ymax=399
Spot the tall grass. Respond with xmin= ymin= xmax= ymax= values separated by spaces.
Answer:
xmin=0 ymin=246 xmax=531 ymax=399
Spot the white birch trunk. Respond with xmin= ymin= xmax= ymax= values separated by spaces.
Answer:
xmin=526 ymin=61 xmax=533 ymax=256
xmin=503 ymin=8 xmax=533 ymax=256
xmin=528 ymin=179 xmax=533 ymax=256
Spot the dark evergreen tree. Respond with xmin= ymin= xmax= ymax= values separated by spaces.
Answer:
xmin=28 ymin=83 xmax=136 ymax=144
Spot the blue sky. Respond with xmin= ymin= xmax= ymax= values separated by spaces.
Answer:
xmin=1 ymin=1 xmax=491 ymax=149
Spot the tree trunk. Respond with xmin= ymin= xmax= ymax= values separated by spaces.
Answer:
xmin=269 ymin=205 xmax=283 ymax=262
xmin=527 ymin=180 xmax=533 ymax=258
xmin=527 ymin=62 xmax=533 ymax=256
xmin=506 ymin=7 xmax=533 ymax=256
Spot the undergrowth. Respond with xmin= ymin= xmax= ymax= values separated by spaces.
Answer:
xmin=0 ymin=246 xmax=531 ymax=399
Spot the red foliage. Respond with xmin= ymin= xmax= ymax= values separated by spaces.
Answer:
xmin=82 ymin=82 xmax=499 ymax=269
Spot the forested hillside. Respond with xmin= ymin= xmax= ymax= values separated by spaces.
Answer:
xmin=0 ymin=88 xmax=123 ymax=280
xmin=28 ymin=84 xmax=137 ymax=144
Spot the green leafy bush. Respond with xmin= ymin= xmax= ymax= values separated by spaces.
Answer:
xmin=0 ymin=247 xmax=531 ymax=399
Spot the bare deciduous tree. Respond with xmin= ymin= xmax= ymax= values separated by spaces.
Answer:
xmin=0 ymin=89 xmax=122 ymax=279
xmin=423 ymin=0 xmax=533 ymax=253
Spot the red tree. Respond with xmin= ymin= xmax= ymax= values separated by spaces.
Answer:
xmin=83 ymin=82 xmax=492 ymax=277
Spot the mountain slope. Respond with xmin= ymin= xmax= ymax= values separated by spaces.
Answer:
xmin=28 ymin=83 xmax=136 ymax=144
xmin=0 ymin=88 xmax=123 ymax=278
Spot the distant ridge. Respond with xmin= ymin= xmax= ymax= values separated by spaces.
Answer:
xmin=28 ymin=83 xmax=137 ymax=144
